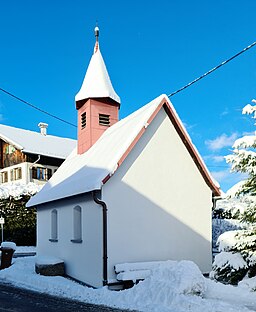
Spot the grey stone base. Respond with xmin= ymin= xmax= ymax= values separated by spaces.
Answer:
xmin=35 ymin=261 xmax=65 ymax=276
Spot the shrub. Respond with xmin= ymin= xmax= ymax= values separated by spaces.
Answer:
xmin=0 ymin=182 xmax=40 ymax=246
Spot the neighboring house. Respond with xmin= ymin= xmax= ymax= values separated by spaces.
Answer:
xmin=27 ymin=27 xmax=221 ymax=288
xmin=0 ymin=122 xmax=76 ymax=186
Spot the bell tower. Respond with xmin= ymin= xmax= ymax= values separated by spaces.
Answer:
xmin=75 ymin=27 xmax=120 ymax=154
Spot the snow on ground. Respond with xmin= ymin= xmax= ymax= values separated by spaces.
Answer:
xmin=15 ymin=246 xmax=36 ymax=254
xmin=0 ymin=256 xmax=255 ymax=312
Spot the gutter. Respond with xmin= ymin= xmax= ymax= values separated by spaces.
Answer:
xmin=30 ymin=155 xmax=41 ymax=168
xmin=92 ymin=190 xmax=108 ymax=286
xmin=212 ymin=195 xmax=222 ymax=210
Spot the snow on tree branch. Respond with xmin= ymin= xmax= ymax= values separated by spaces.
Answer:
xmin=242 ymin=99 xmax=256 ymax=118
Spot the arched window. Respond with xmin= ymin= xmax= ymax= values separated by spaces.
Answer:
xmin=50 ymin=209 xmax=58 ymax=242
xmin=71 ymin=206 xmax=82 ymax=243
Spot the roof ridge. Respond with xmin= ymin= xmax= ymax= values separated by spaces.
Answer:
xmin=0 ymin=123 xmax=76 ymax=141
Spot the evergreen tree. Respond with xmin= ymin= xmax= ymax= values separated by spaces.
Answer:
xmin=211 ymin=100 xmax=256 ymax=285
xmin=226 ymin=99 xmax=256 ymax=199
xmin=225 ymin=100 xmax=256 ymax=224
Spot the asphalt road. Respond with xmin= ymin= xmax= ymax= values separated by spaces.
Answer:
xmin=0 ymin=283 xmax=136 ymax=312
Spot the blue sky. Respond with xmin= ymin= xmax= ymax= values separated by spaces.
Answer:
xmin=0 ymin=0 xmax=256 ymax=192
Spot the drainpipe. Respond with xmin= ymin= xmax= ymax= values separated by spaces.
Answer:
xmin=92 ymin=190 xmax=108 ymax=286
xmin=28 ymin=155 xmax=41 ymax=183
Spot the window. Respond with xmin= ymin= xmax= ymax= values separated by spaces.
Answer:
xmin=32 ymin=167 xmax=52 ymax=181
xmin=16 ymin=167 xmax=22 ymax=180
xmin=1 ymin=171 xmax=8 ymax=183
xmin=10 ymin=167 xmax=22 ymax=181
xmin=71 ymin=206 xmax=82 ymax=243
xmin=99 ymin=114 xmax=110 ymax=126
xmin=10 ymin=170 xmax=13 ymax=181
xmin=81 ymin=112 xmax=86 ymax=129
xmin=46 ymin=168 xmax=52 ymax=180
xmin=37 ymin=168 xmax=45 ymax=180
xmin=50 ymin=209 xmax=58 ymax=242
xmin=32 ymin=167 xmax=37 ymax=179
xmin=5 ymin=145 xmax=15 ymax=155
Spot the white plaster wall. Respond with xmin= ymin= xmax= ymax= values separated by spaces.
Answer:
xmin=103 ymin=108 xmax=213 ymax=282
xmin=37 ymin=194 xmax=103 ymax=287
xmin=0 ymin=163 xmax=27 ymax=184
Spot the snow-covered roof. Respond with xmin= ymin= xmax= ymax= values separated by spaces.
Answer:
xmin=75 ymin=46 xmax=120 ymax=104
xmin=27 ymin=94 xmax=220 ymax=207
xmin=0 ymin=124 xmax=76 ymax=159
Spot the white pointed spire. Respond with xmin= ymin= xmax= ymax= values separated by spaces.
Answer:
xmin=75 ymin=27 xmax=120 ymax=104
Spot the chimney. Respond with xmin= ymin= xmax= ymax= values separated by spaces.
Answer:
xmin=38 ymin=122 xmax=48 ymax=136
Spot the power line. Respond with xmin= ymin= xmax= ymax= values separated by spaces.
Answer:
xmin=168 ymin=41 xmax=256 ymax=98
xmin=1 ymin=41 xmax=255 ymax=127
xmin=207 ymin=165 xmax=230 ymax=168
xmin=0 ymin=87 xmax=77 ymax=128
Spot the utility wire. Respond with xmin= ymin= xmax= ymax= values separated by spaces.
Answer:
xmin=168 ymin=41 xmax=256 ymax=98
xmin=0 ymin=87 xmax=77 ymax=128
xmin=207 ymin=165 xmax=230 ymax=168
xmin=1 ymin=41 xmax=256 ymax=127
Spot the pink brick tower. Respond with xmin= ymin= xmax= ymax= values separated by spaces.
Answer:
xmin=75 ymin=27 xmax=121 ymax=154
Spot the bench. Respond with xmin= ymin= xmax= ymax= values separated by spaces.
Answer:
xmin=114 ymin=260 xmax=166 ymax=287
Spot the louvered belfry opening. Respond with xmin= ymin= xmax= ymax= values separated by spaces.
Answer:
xmin=81 ymin=112 xmax=86 ymax=129
xmin=99 ymin=113 xmax=110 ymax=126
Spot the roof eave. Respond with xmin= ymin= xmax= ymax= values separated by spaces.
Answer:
xmin=22 ymin=150 xmax=67 ymax=160
xmin=0 ymin=134 xmax=23 ymax=150
xmin=76 ymin=96 xmax=120 ymax=110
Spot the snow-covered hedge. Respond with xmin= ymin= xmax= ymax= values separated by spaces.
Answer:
xmin=0 ymin=182 xmax=41 ymax=246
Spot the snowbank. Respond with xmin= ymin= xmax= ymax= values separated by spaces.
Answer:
xmin=1 ymin=242 xmax=16 ymax=251
xmin=35 ymin=256 xmax=64 ymax=266
xmin=239 ymin=276 xmax=256 ymax=291
xmin=0 ymin=257 xmax=255 ymax=312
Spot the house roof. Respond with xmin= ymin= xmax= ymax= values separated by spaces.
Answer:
xmin=27 ymin=94 xmax=221 ymax=207
xmin=75 ymin=46 xmax=120 ymax=105
xmin=0 ymin=124 xmax=76 ymax=159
